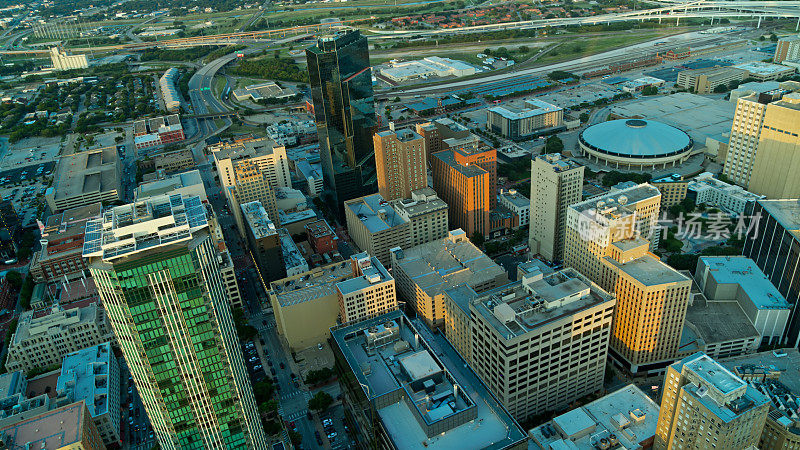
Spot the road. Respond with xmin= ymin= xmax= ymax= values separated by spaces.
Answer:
xmin=388 ymin=30 xmax=731 ymax=95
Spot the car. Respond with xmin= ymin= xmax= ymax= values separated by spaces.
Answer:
xmin=322 ymin=419 xmax=333 ymax=426
xmin=249 ymin=357 xmax=258 ymax=362
xmin=262 ymin=320 xmax=268 ymax=326
xmin=327 ymin=432 xmax=337 ymax=439
xmin=267 ymin=360 xmax=273 ymax=366
xmin=307 ymin=411 xmax=314 ymax=420
xmin=270 ymin=368 xmax=276 ymax=375
xmin=317 ymin=343 xmax=323 ymax=350
xmin=280 ymin=363 xmax=285 ymax=369
xmin=293 ymin=380 xmax=299 ymax=388
xmin=253 ymin=365 xmax=262 ymax=370
xmin=148 ymin=431 xmax=154 ymax=439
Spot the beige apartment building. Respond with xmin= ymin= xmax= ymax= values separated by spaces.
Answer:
xmin=775 ymin=36 xmax=800 ymax=63
xmin=269 ymin=253 xmax=395 ymax=351
xmin=676 ymin=65 xmax=747 ymax=94
xmin=374 ymin=126 xmax=427 ymax=201
xmin=528 ymin=154 xmax=584 ymax=262
xmin=564 ymin=183 xmax=662 ymax=284
xmin=391 ymin=188 xmax=449 ymax=247
xmin=564 ymin=184 xmax=690 ymax=375
xmin=345 ymin=193 xmax=411 ymax=266
xmin=655 ymin=352 xmax=770 ymax=450
xmin=486 ymin=98 xmax=564 ymax=140
xmin=390 ymin=229 xmax=508 ymax=328
xmin=211 ymin=138 xmax=292 ymax=237
xmin=747 ymin=93 xmax=800 ymax=199
xmin=336 ymin=254 xmax=396 ymax=324
xmin=345 ymin=189 xmax=448 ymax=265
xmin=443 ymin=268 xmax=615 ymax=422
xmin=5 ymin=304 xmax=114 ymax=373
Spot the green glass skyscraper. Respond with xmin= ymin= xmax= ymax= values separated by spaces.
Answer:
xmin=84 ymin=194 xmax=266 ymax=449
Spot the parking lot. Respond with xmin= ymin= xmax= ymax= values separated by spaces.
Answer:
xmin=0 ymin=136 xmax=62 ymax=170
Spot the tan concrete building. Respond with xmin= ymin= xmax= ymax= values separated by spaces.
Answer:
xmin=416 ymin=117 xmax=475 ymax=163
xmin=652 ymin=174 xmax=688 ymax=208
xmin=676 ymin=65 xmax=747 ymax=94
xmin=528 ymin=154 xmax=584 ymax=262
xmin=49 ymin=46 xmax=89 ymax=71
xmin=775 ymin=36 xmax=800 ymax=63
xmin=390 ymin=229 xmax=508 ymax=329
xmin=133 ymin=170 xmax=207 ymax=202
xmin=374 ymin=126 xmax=427 ymax=201
xmin=269 ymin=253 xmax=394 ymax=351
xmin=154 ymin=148 xmax=194 ymax=173
xmin=46 ymin=147 xmax=121 ymax=212
xmin=211 ymin=138 xmax=292 ymax=238
xmin=0 ymin=401 xmax=106 ymax=450
xmin=336 ymin=253 xmax=396 ymax=324
xmin=723 ymin=92 xmax=772 ymax=187
xmin=391 ymin=188 xmax=449 ymax=247
xmin=345 ymin=193 xmax=411 ymax=266
xmin=443 ymin=268 xmax=615 ymax=422
xmin=655 ymin=352 xmax=770 ymax=450
xmin=603 ymin=240 xmax=691 ymax=374
xmin=563 ymin=185 xmax=691 ymax=375
xmin=563 ymin=183 xmax=662 ymax=284
xmin=345 ymin=189 xmax=448 ymax=266
xmin=747 ymin=93 xmax=800 ymax=199
xmin=486 ymin=98 xmax=564 ymax=140
xmin=5 ymin=304 xmax=114 ymax=373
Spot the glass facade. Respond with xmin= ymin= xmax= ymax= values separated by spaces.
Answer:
xmin=743 ymin=201 xmax=800 ymax=347
xmin=93 ymin=241 xmax=260 ymax=449
xmin=307 ymin=30 xmax=378 ymax=215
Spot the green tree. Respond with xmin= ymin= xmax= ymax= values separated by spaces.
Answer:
xmin=641 ymin=85 xmax=659 ymax=96
xmin=308 ymin=391 xmax=334 ymax=412
xmin=470 ymin=232 xmax=485 ymax=247
xmin=289 ymin=430 xmax=302 ymax=446
xmin=544 ymin=135 xmax=564 ymax=154
xmin=579 ymin=112 xmax=589 ymax=123
xmin=713 ymin=84 xmax=728 ymax=93
xmin=5 ymin=271 xmax=22 ymax=290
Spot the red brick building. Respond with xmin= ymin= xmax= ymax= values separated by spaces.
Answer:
xmin=305 ymin=219 xmax=338 ymax=254
xmin=29 ymin=203 xmax=102 ymax=283
xmin=133 ymin=114 xmax=186 ymax=150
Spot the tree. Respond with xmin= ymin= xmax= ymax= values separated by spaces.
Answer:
xmin=5 ymin=271 xmax=22 ymax=290
xmin=114 ymin=136 xmax=124 ymax=143
xmin=713 ymin=84 xmax=728 ymax=93
xmin=641 ymin=85 xmax=659 ymax=96
xmin=289 ymin=430 xmax=302 ymax=446
xmin=253 ymin=380 xmax=275 ymax=403
xmin=544 ymin=135 xmax=564 ymax=154
xmin=470 ymin=232 xmax=485 ymax=247
xmin=579 ymin=112 xmax=589 ymax=123
xmin=308 ymin=391 xmax=334 ymax=412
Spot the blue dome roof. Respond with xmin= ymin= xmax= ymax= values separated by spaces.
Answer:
xmin=580 ymin=119 xmax=692 ymax=159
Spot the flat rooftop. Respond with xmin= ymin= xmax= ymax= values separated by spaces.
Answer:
xmin=757 ymin=199 xmax=800 ymax=238
xmin=609 ymin=93 xmax=735 ymax=146
xmin=432 ymin=150 xmax=487 ymax=178
xmin=50 ymin=146 xmax=119 ymax=201
xmin=391 ymin=188 xmax=448 ymax=218
xmin=336 ymin=254 xmax=392 ymax=296
xmin=534 ymin=153 xmax=582 ymax=173
xmin=241 ymin=201 xmax=278 ymax=240
xmin=529 ymin=385 xmax=660 ymax=450
xmin=488 ymin=100 xmax=560 ymax=120
xmin=699 ymin=256 xmax=789 ymax=310
xmin=606 ymin=254 xmax=689 ymax=286
xmin=270 ymin=260 xmax=353 ymax=307
xmin=56 ymin=342 xmax=114 ymax=418
xmin=43 ymin=202 xmax=102 ymax=241
xmin=376 ymin=128 xmax=422 ymax=143
xmin=331 ymin=311 xmax=526 ymax=449
xmin=134 ymin=170 xmax=204 ymax=200
xmin=572 ymin=183 xmax=660 ymax=217
xmin=82 ymin=193 xmax=208 ymax=261
xmin=688 ymin=175 xmax=763 ymax=202
xmin=684 ymin=298 xmax=760 ymax=345
xmin=734 ymin=61 xmax=794 ymax=75
xmin=498 ymin=189 xmax=529 ymax=208
xmin=392 ymin=232 xmax=506 ymax=298
xmin=278 ymin=227 xmax=306 ymax=272
xmin=0 ymin=401 xmax=87 ymax=449
xmin=305 ymin=219 xmax=335 ymax=239
xmin=719 ymin=348 xmax=800 ymax=394
xmin=209 ymin=137 xmax=282 ymax=161
xmin=346 ymin=193 xmax=407 ymax=234
xmin=471 ymin=269 xmax=614 ymax=339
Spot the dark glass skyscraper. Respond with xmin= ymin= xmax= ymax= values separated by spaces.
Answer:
xmin=306 ymin=30 xmax=378 ymax=216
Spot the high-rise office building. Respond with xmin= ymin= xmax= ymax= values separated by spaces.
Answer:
xmin=443 ymin=268 xmax=615 ymax=422
xmin=374 ymin=126 xmax=427 ymax=201
xmin=723 ymin=89 xmax=800 ymax=198
xmin=431 ymin=146 xmax=497 ymax=239
xmin=84 ymin=194 xmax=265 ymax=449
xmin=416 ymin=117 xmax=476 ymax=163
xmin=211 ymin=138 xmax=291 ymax=238
xmin=746 ymin=93 xmax=800 ymax=199
xmin=774 ymin=35 xmax=800 ymax=63
xmin=655 ymin=352 xmax=770 ymax=450
xmin=563 ymin=184 xmax=690 ymax=375
xmin=743 ymin=199 xmax=800 ymax=347
xmin=528 ymin=154 xmax=584 ymax=262
xmin=306 ymin=30 xmax=378 ymax=214
xmin=336 ymin=253 xmax=396 ymax=324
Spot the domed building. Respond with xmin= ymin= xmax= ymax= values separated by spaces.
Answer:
xmin=578 ymin=119 xmax=693 ymax=170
